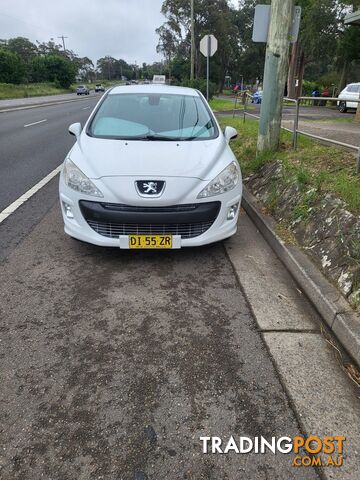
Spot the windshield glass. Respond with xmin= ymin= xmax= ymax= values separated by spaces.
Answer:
xmin=88 ymin=93 xmax=217 ymax=140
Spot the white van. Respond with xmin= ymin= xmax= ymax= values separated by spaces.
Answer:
xmin=152 ymin=75 xmax=166 ymax=84
xmin=337 ymin=82 xmax=360 ymax=112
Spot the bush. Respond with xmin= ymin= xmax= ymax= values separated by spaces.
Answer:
xmin=0 ymin=49 xmax=25 ymax=84
xmin=44 ymin=55 xmax=76 ymax=89
xmin=180 ymin=78 xmax=217 ymax=99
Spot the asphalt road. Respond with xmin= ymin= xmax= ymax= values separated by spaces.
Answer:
xmin=0 ymin=184 xmax=318 ymax=480
xmin=0 ymin=95 xmax=99 ymax=211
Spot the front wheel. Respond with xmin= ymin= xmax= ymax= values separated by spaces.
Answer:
xmin=338 ymin=101 xmax=347 ymax=113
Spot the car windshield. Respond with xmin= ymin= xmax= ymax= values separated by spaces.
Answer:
xmin=88 ymin=92 xmax=218 ymax=140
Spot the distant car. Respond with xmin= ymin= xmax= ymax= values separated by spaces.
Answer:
xmin=59 ymin=85 xmax=242 ymax=248
xmin=337 ymin=82 xmax=360 ymax=113
xmin=130 ymin=80 xmax=138 ymax=85
xmin=252 ymin=90 xmax=262 ymax=104
xmin=95 ymin=84 xmax=105 ymax=93
xmin=76 ymin=85 xmax=90 ymax=95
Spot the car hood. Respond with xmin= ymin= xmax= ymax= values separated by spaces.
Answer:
xmin=69 ymin=134 xmax=230 ymax=181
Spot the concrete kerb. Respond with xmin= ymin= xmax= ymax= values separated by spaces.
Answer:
xmin=240 ymin=187 xmax=360 ymax=366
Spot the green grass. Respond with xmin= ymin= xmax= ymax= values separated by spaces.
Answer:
xmin=0 ymin=80 xmax=120 ymax=100
xmin=218 ymin=116 xmax=360 ymax=213
xmin=0 ymin=82 xmax=73 ymax=100
xmin=209 ymin=98 xmax=237 ymax=111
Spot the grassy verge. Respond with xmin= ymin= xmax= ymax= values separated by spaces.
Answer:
xmin=209 ymin=98 xmax=237 ymax=111
xmin=218 ymin=116 xmax=360 ymax=213
xmin=0 ymin=80 xmax=120 ymax=100
xmin=210 ymin=98 xmax=255 ymax=112
xmin=0 ymin=82 xmax=73 ymax=100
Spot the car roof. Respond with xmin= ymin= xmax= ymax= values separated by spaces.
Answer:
xmin=109 ymin=84 xmax=200 ymax=97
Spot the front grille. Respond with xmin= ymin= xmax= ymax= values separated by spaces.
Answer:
xmin=79 ymin=200 xmax=221 ymax=240
xmin=102 ymin=203 xmax=197 ymax=213
xmin=87 ymin=220 xmax=214 ymax=239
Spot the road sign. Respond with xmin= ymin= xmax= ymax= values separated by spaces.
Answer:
xmin=199 ymin=35 xmax=218 ymax=101
xmin=200 ymin=35 xmax=218 ymax=57
xmin=252 ymin=5 xmax=301 ymax=43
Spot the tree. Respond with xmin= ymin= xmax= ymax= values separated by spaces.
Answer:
xmin=287 ymin=0 xmax=343 ymax=97
xmin=44 ymin=55 xmax=76 ymax=88
xmin=157 ymin=0 xmax=239 ymax=90
xmin=232 ymin=0 xmax=268 ymax=86
xmin=4 ymin=37 xmax=37 ymax=82
xmin=75 ymin=56 xmax=95 ymax=81
xmin=156 ymin=24 xmax=179 ymax=80
xmin=29 ymin=56 xmax=48 ymax=82
xmin=0 ymin=48 xmax=25 ymax=83
xmin=96 ymin=56 xmax=117 ymax=80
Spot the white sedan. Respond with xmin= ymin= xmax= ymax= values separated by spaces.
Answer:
xmin=59 ymin=85 xmax=242 ymax=249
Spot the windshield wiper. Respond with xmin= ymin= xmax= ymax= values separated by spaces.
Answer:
xmin=133 ymin=134 xmax=181 ymax=141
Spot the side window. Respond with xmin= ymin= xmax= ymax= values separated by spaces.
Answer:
xmin=347 ymin=85 xmax=358 ymax=92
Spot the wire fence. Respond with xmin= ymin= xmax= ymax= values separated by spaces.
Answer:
xmin=232 ymin=93 xmax=360 ymax=174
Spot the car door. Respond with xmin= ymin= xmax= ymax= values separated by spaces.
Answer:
xmin=346 ymin=84 xmax=360 ymax=109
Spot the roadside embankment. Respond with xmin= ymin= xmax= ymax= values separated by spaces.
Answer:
xmin=218 ymin=116 xmax=360 ymax=363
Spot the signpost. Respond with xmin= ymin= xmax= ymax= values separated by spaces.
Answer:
xmin=200 ymin=34 xmax=218 ymax=100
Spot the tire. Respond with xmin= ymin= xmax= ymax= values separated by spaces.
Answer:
xmin=339 ymin=101 xmax=347 ymax=113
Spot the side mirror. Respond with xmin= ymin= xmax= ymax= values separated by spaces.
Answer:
xmin=69 ymin=122 xmax=82 ymax=138
xmin=224 ymin=126 xmax=238 ymax=143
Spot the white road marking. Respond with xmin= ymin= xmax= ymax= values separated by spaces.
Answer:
xmin=82 ymin=106 xmax=91 ymax=110
xmin=0 ymin=165 xmax=62 ymax=224
xmin=24 ymin=119 xmax=47 ymax=128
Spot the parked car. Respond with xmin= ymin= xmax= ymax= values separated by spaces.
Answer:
xmin=252 ymin=90 xmax=262 ymax=104
xmin=337 ymin=82 xmax=360 ymax=113
xmin=76 ymin=85 xmax=90 ymax=95
xmin=59 ymin=85 xmax=242 ymax=249
xmin=95 ymin=84 xmax=105 ymax=92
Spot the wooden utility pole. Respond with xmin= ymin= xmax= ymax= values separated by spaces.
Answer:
xmin=58 ymin=35 xmax=68 ymax=51
xmin=190 ymin=0 xmax=195 ymax=80
xmin=257 ymin=0 xmax=294 ymax=153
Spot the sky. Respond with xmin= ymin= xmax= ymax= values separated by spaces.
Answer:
xmin=0 ymin=0 xmax=167 ymax=66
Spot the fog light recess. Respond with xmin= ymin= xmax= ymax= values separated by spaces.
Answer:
xmin=227 ymin=202 xmax=239 ymax=220
xmin=63 ymin=202 xmax=74 ymax=219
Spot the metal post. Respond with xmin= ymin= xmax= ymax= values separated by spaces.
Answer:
xmin=206 ymin=35 xmax=210 ymax=101
xmin=233 ymin=94 xmax=238 ymax=118
xmin=293 ymin=99 xmax=300 ymax=149
xmin=243 ymin=94 xmax=247 ymax=123
xmin=190 ymin=0 xmax=195 ymax=81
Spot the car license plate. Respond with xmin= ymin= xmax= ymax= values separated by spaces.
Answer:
xmin=129 ymin=235 xmax=172 ymax=249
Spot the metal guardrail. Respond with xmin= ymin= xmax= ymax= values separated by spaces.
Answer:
xmin=233 ymin=94 xmax=360 ymax=174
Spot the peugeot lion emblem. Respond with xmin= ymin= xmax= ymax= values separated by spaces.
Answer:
xmin=136 ymin=180 xmax=165 ymax=197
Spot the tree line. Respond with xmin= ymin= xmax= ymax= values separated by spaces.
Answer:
xmin=1 ymin=1 xmax=359 ymax=94
xmin=156 ymin=0 xmax=360 ymax=95
xmin=0 ymin=37 xmax=166 ymax=88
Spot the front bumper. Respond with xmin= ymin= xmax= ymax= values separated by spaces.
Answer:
xmin=59 ymin=177 xmax=242 ymax=248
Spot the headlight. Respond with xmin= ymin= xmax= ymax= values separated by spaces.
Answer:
xmin=63 ymin=158 xmax=103 ymax=197
xmin=197 ymin=161 xmax=239 ymax=198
